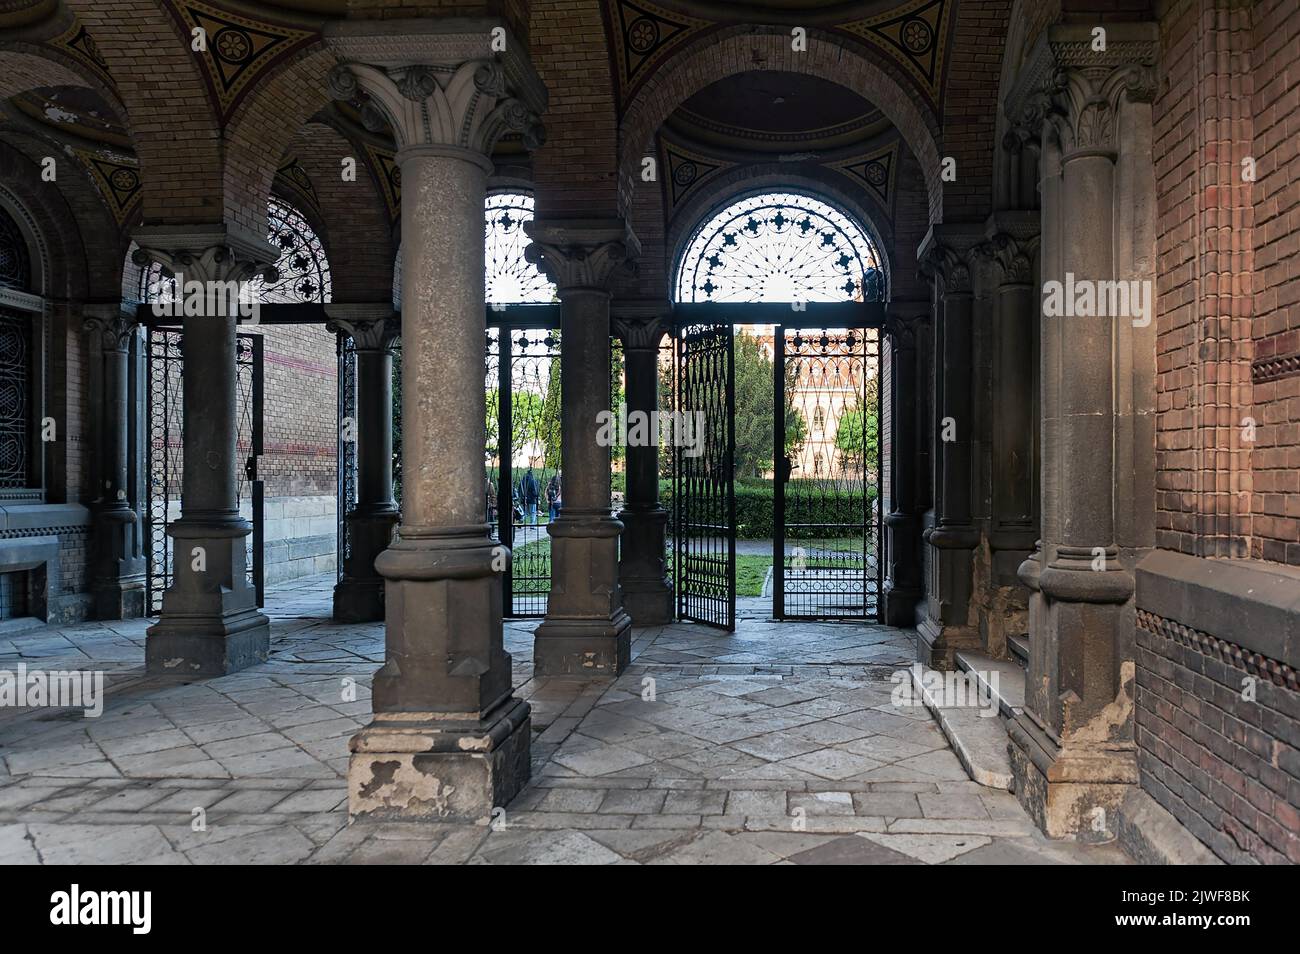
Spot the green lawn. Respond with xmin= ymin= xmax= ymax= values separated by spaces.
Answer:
xmin=735 ymin=554 xmax=770 ymax=597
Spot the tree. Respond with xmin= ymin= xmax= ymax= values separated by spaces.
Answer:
xmin=732 ymin=331 xmax=805 ymax=478
xmin=834 ymin=373 xmax=879 ymax=477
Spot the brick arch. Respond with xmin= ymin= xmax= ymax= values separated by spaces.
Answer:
xmin=618 ymin=28 xmax=943 ymax=226
xmin=286 ymin=121 xmax=396 ymax=305
xmin=223 ymin=44 xmax=337 ymax=238
xmin=0 ymin=47 xmax=125 ymax=116
xmin=662 ymin=167 xmax=896 ymax=301
xmin=940 ymin=0 xmax=1013 ymax=221
xmin=0 ymin=136 xmax=124 ymax=299
xmin=528 ymin=0 xmax=619 ymax=218
xmin=60 ymin=0 xmax=223 ymax=226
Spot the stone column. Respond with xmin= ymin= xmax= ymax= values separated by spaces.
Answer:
xmin=133 ymin=232 xmax=276 ymax=676
xmin=326 ymin=306 xmax=400 ymax=623
xmin=916 ymin=230 xmax=983 ymax=666
xmin=612 ymin=306 xmax=673 ymax=625
xmin=975 ymin=224 xmax=1040 ymax=652
xmin=324 ymin=23 xmax=546 ymax=821
xmin=526 ymin=221 xmax=637 ymax=675
xmin=84 ymin=302 xmax=145 ymax=620
xmin=880 ymin=310 xmax=922 ymax=627
xmin=1002 ymin=25 xmax=1158 ymax=837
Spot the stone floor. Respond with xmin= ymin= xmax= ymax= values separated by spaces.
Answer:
xmin=0 ymin=575 xmax=1131 ymax=864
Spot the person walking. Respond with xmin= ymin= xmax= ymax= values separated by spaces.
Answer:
xmin=545 ymin=470 xmax=562 ymax=521
xmin=521 ymin=468 xmax=539 ymax=525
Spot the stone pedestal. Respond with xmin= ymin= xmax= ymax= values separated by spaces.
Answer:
xmin=613 ymin=308 xmax=673 ymax=625
xmin=135 ymin=232 xmax=275 ymax=676
xmin=84 ymin=304 xmax=145 ymax=620
xmin=527 ymin=220 xmax=638 ymax=676
xmin=324 ymin=25 xmax=546 ymax=821
xmin=326 ymin=307 xmax=400 ymax=623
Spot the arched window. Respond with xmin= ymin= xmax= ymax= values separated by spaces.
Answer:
xmin=140 ymin=196 xmax=331 ymax=304
xmin=485 ymin=191 xmax=555 ymax=304
xmin=0 ymin=207 xmax=33 ymax=488
xmin=674 ymin=191 xmax=883 ymax=303
xmin=392 ymin=191 xmax=558 ymax=308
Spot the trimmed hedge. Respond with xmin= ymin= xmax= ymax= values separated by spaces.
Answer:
xmin=658 ymin=478 xmax=878 ymax=540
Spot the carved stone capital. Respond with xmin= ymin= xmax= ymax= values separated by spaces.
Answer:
xmin=325 ymin=305 xmax=400 ymax=352
xmin=883 ymin=314 xmax=919 ymax=350
xmin=83 ymin=303 xmax=138 ymax=352
xmin=975 ymin=232 xmax=1039 ymax=286
xmin=131 ymin=226 xmax=279 ymax=286
xmin=918 ymin=243 xmax=973 ymax=295
xmin=324 ymin=20 xmax=547 ymax=157
xmin=524 ymin=219 xmax=640 ymax=294
xmin=611 ymin=312 xmax=670 ymax=350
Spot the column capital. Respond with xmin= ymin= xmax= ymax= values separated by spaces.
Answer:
xmin=975 ymin=232 xmax=1040 ymax=286
xmin=524 ymin=218 xmax=640 ymax=294
xmin=882 ymin=313 xmax=920 ymax=350
xmin=1005 ymin=23 xmax=1158 ymax=153
xmin=82 ymin=301 xmax=138 ymax=351
xmin=131 ymin=225 xmax=279 ymax=285
xmin=325 ymin=20 xmax=547 ymax=159
xmin=917 ymin=228 xmax=981 ymax=295
xmin=611 ymin=300 xmax=671 ymax=349
xmin=325 ymin=303 xmax=401 ymax=351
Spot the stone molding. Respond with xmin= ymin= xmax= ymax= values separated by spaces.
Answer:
xmin=131 ymin=226 xmax=280 ymax=285
xmin=1252 ymin=351 xmax=1300 ymax=384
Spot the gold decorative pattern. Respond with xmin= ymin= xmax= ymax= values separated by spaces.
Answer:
xmin=836 ymin=0 xmax=952 ymax=105
xmin=658 ymin=135 xmax=731 ymax=214
xmin=167 ymin=1 xmax=317 ymax=122
xmin=48 ymin=19 xmax=115 ymax=90
xmin=830 ymin=140 xmax=898 ymax=211
xmin=605 ymin=0 xmax=711 ymax=110
xmin=72 ymin=148 xmax=142 ymax=224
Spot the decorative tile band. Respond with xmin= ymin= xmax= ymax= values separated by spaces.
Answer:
xmin=1251 ymin=351 xmax=1300 ymax=384
xmin=1137 ymin=608 xmax=1298 ymax=691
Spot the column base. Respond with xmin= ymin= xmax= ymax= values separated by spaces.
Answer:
xmin=533 ymin=611 xmax=632 ymax=676
xmin=333 ymin=577 xmax=385 ymax=623
xmin=93 ymin=577 xmax=146 ymax=621
xmin=620 ymin=577 xmax=674 ymax=626
xmin=348 ymin=697 xmax=531 ymax=823
xmin=880 ymin=581 xmax=921 ymax=628
xmin=145 ymin=607 xmax=269 ymax=677
xmin=1007 ymin=710 xmax=1138 ymax=840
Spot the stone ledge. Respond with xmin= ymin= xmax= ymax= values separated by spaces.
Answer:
xmin=1113 ymin=787 xmax=1222 ymax=865
xmin=1136 ymin=549 xmax=1300 ymax=671
xmin=910 ymin=664 xmax=1013 ymax=791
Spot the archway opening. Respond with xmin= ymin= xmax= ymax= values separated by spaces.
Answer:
xmin=669 ymin=189 xmax=885 ymax=625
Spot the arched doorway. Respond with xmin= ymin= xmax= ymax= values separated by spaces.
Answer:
xmin=670 ymin=189 xmax=886 ymax=627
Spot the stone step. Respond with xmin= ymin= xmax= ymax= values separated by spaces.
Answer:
xmin=955 ymin=650 xmax=1026 ymax=719
xmin=1007 ymin=634 xmax=1029 ymax=667
xmin=909 ymin=665 xmax=1013 ymax=791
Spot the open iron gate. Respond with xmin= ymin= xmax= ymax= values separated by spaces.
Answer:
xmin=774 ymin=325 xmax=881 ymax=619
xmin=673 ymin=319 xmax=735 ymax=630
xmin=146 ymin=328 xmax=264 ymax=614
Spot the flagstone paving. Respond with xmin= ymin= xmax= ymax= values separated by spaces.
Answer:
xmin=0 ymin=575 xmax=1130 ymax=865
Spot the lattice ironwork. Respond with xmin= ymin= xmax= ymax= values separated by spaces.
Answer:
xmin=0 ymin=311 xmax=32 ymax=487
xmin=0 ymin=208 xmax=30 ymax=291
xmin=675 ymin=192 xmax=884 ymax=304
xmin=674 ymin=321 xmax=735 ymax=630
xmin=775 ymin=326 xmax=881 ymax=620
xmin=485 ymin=192 xmax=556 ymax=305
xmin=336 ymin=333 xmax=357 ymax=581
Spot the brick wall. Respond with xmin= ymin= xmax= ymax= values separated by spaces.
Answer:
xmin=1135 ymin=601 xmax=1300 ymax=864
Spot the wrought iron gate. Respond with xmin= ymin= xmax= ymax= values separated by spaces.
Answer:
xmin=674 ymin=320 xmax=735 ymax=630
xmin=773 ymin=325 xmax=881 ymax=619
xmin=146 ymin=329 xmax=264 ymax=614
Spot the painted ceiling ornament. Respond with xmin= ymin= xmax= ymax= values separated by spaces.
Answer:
xmin=169 ymin=1 xmax=317 ymax=123
xmin=72 ymin=149 xmax=142 ymax=225
xmin=659 ymin=136 xmax=729 ymax=211
xmin=275 ymin=159 xmax=320 ymax=215
xmin=362 ymin=143 xmax=401 ymax=222
xmin=832 ymin=141 xmax=899 ymax=212
xmin=605 ymin=0 xmax=711 ymax=109
xmin=836 ymin=0 xmax=953 ymax=106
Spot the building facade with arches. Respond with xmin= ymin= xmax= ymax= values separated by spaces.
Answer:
xmin=0 ymin=0 xmax=1296 ymax=868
